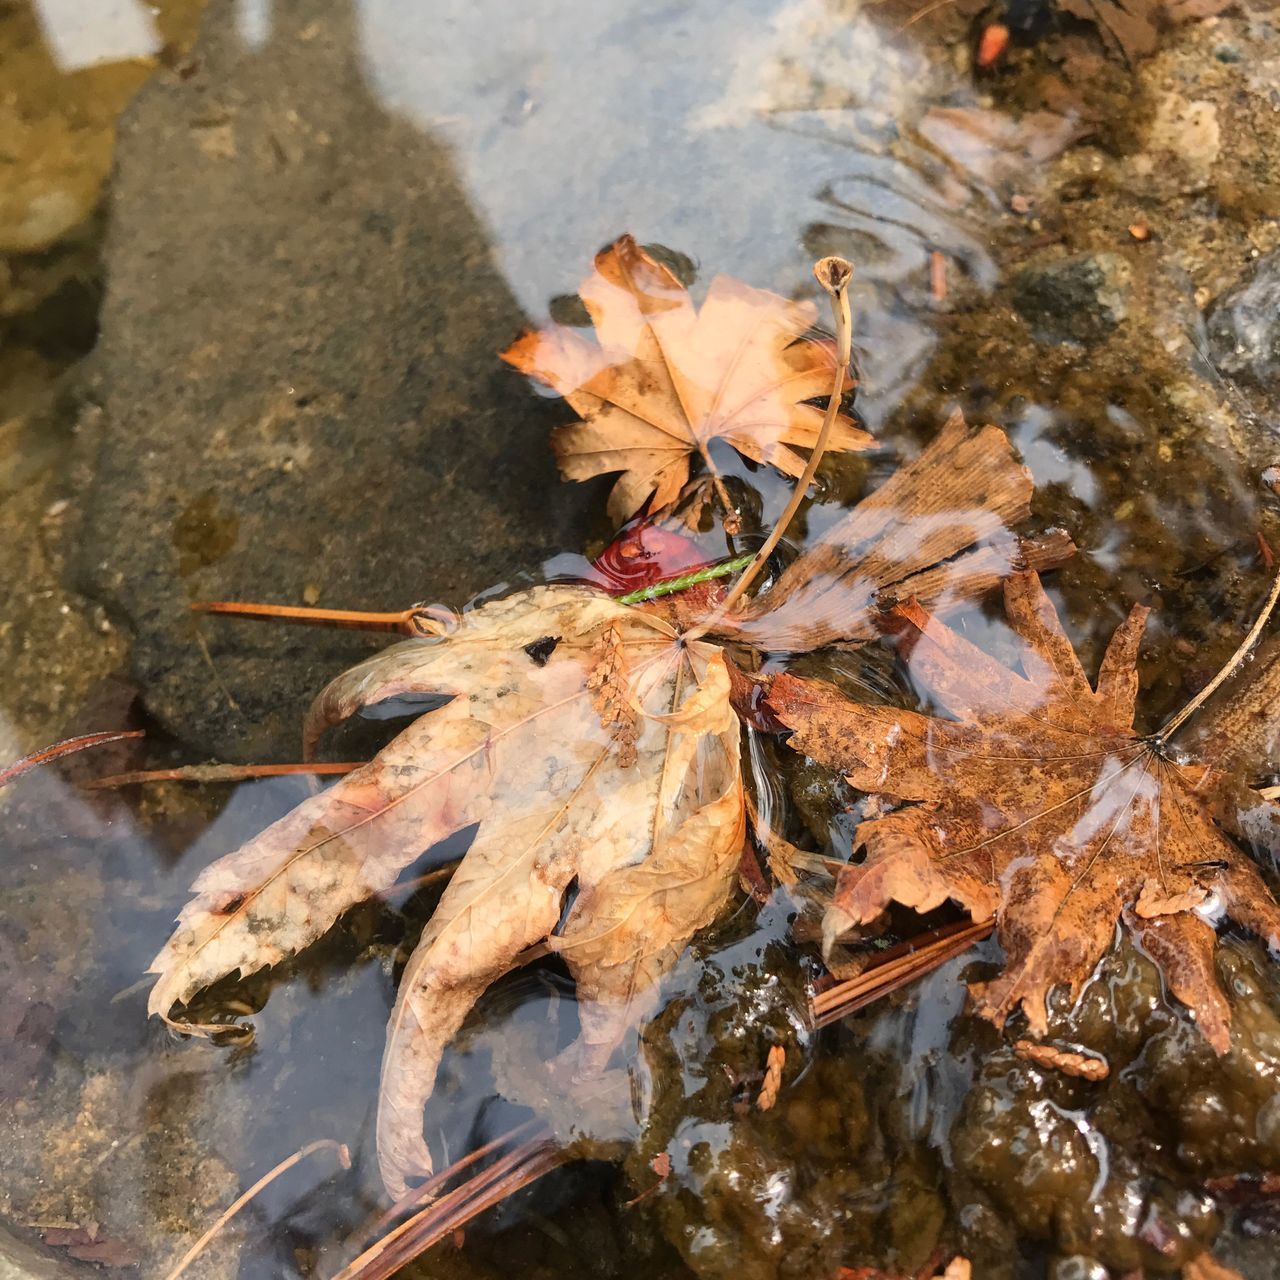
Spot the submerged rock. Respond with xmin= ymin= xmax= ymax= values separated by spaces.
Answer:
xmin=1012 ymin=252 xmax=1132 ymax=346
xmin=1207 ymin=249 xmax=1280 ymax=392
xmin=75 ymin=0 xmax=597 ymax=759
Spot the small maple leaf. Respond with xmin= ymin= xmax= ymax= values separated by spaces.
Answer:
xmin=765 ymin=571 xmax=1280 ymax=1052
xmin=149 ymin=586 xmax=744 ymax=1197
xmin=501 ymin=235 xmax=872 ymax=524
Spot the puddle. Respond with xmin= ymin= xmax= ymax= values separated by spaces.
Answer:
xmin=3 ymin=0 xmax=1280 ymax=1277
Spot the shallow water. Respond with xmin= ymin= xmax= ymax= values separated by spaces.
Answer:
xmin=3 ymin=0 xmax=1280 ymax=1277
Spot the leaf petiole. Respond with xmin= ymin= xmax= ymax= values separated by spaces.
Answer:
xmin=616 ymin=553 xmax=754 ymax=605
xmin=682 ymin=256 xmax=854 ymax=641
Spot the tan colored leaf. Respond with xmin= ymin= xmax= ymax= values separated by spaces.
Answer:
xmin=765 ymin=571 xmax=1280 ymax=1052
xmin=149 ymin=585 xmax=744 ymax=1198
xmin=712 ymin=410 xmax=1076 ymax=651
xmin=500 ymin=234 xmax=872 ymax=524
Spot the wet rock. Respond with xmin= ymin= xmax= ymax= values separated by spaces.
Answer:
xmin=948 ymin=934 xmax=1280 ymax=1274
xmin=75 ymin=0 xmax=598 ymax=759
xmin=1012 ymin=252 xmax=1132 ymax=346
xmin=1206 ymin=249 xmax=1280 ymax=392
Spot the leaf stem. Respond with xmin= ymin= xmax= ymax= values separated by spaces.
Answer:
xmin=682 ymin=257 xmax=853 ymax=642
xmin=616 ymin=553 xmax=754 ymax=605
xmin=191 ymin=600 xmax=455 ymax=636
xmin=1158 ymin=567 xmax=1280 ymax=742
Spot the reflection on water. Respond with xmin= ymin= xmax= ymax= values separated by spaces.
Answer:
xmin=3 ymin=0 xmax=1280 ymax=1275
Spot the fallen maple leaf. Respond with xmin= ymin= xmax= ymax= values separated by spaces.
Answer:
xmin=765 ymin=571 xmax=1280 ymax=1052
xmin=501 ymin=235 xmax=872 ymax=524
xmin=149 ymin=586 xmax=744 ymax=1197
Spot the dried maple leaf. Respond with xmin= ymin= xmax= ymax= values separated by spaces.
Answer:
xmin=501 ymin=235 xmax=872 ymax=524
xmin=148 ymin=585 xmax=744 ymax=1197
xmin=765 ymin=571 xmax=1280 ymax=1052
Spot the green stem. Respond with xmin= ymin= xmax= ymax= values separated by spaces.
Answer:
xmin=616 ymin=554 xmax=755 ymax=605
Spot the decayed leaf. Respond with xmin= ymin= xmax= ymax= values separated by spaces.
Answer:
xmin=148 ymin=585 xmax=744 ymax=1197
xmin=1182 ymin=1255 xmax=1247 ymax=1280
xmin=711 ymin=410 xmax=1075 ymax=651
xmin=1012 ymin=1038 xmax=1109 ymax=1080
xmin=501 ymin=235 xmax=872 ymax=524
xmin=1058 ymin=0 xmax=1233 ymax=62
xmin=918 ymin=107 xmax=1085 ymax=186
xmin=765 ymin=571 xmax=1280 ymax=1052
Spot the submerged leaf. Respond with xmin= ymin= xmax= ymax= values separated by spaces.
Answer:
xmin=765 ymin=571 xmax=1280 ymax=1052
xmin=501 ymin=235 xmax=872 ymax=524
xmin=1058 ymin=0 xmax=1233 ymax=62
xmin=149 ymin=586 xmax=744 ymax=1197
xmin=713 ymin=410 xmax=1075 ymax=651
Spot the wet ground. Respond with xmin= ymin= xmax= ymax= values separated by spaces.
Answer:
xmin=2 ymin=0 xmax=1280 ymax=1276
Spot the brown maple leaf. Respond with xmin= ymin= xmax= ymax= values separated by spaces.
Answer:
xmin=765 ymin=571 xmax=1280 ymax=1052
xmin=500 ymin=235 xmax=872 ymax=524
xmin=149 ymin=586 xmax=744 ymax=1197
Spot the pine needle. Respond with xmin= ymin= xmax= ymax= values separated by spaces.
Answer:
xmin=812 ymin=920 xmax=992 ymax=1027
xmin=684 ymin=256 xmax=854 ymax=642
xmin=86 ymin=761 xmax=362 ymax=789
xmin=333 ymin=1132 xmax=562 ymax=1280
xmin=162 ymin=1139 xmax=350 ymax=1280
xmin=0 ymin=730 xmax=144 ymax=791
xmin=1158 ymin=566 xmax=1280 ymax=741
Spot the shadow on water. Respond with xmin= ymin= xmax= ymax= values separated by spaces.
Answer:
xmin=3 ymin=0 xmax=1280 ymax=1276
